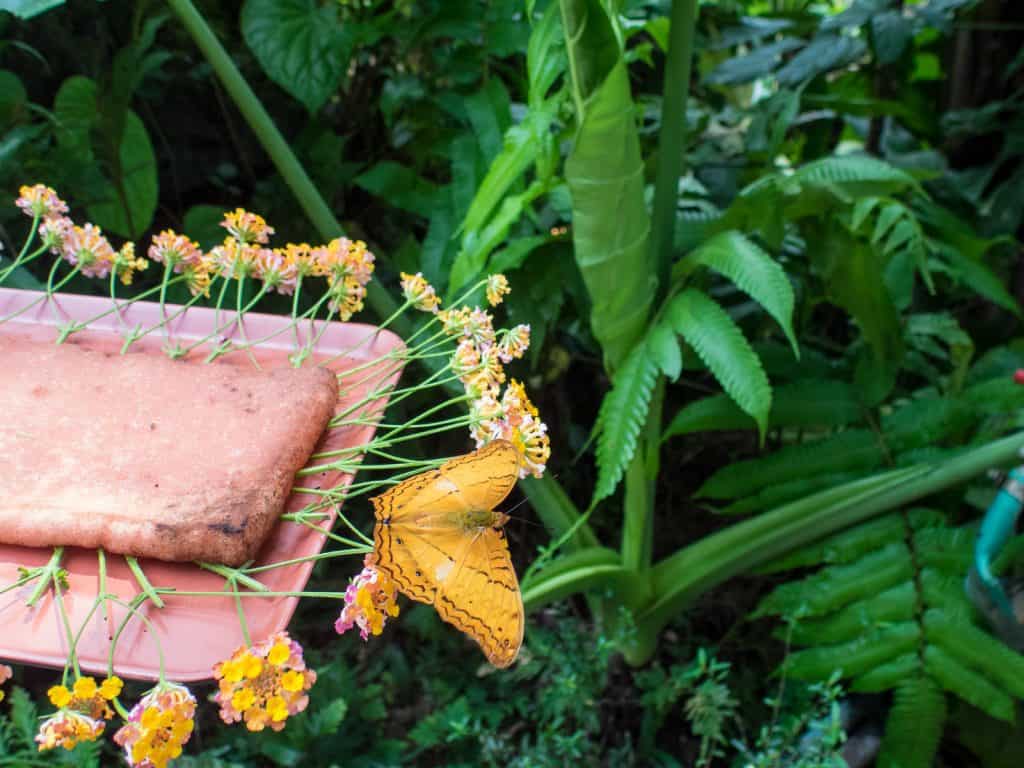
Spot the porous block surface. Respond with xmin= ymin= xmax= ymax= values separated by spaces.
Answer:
xmin=0 ymin=333 xmax=338 ymax=565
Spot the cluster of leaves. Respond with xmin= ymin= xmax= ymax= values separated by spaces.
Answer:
xmin=755 ymin=505 xmax=1024 ymax=768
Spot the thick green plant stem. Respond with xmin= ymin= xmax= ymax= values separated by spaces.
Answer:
xmin=629 ymin=430 xmax=1024 ymax=664
xmin=650 ymin=0 xmax=698 ymax=304
xmin=621 ymin=379 xmax=664 ymax=570
xmin=522 ymin=474 xmax=600 ymax=550
xmin=165 ymin=0 xmax=402 ymax=331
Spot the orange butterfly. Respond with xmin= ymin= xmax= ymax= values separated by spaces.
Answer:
xmin=371 ymin=440 xmax=523 ymax=667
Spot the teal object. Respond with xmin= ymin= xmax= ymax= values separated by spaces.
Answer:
xmin=968 ymin=466 xmax=1024 ymax=649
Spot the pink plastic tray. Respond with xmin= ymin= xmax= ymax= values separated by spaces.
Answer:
xmin=0 ymin=287 xmax=404 ymax=681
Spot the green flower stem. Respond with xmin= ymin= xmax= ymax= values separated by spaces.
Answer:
xmin=157 ymin=260 xmax=173 ymax=333
xmin=232 ymin=581 xmax=252 ymax=647
xmin=107 ymin=593 xmax=167 ymax=682
xmin=198 ymin=562 xmax=270 ymax=593
xmin=243 ymin=547 xmax=369 ymax=574
xmin=157 ymin=588 xmax=348 ymax=599
xmin=0 ymin=246 xmax=46 ymax=283
xmin=126 ymin=556 xmax=166 ymax=609
xmin=650 ymin=0 xmax=697 ymax=305
xmin=0 ymin=214 xmax=42 ymax=281
xmin=52 ymin=577 xmax=80 ymax=681
xmin=25 ymin=547 xmax=64 ymax=607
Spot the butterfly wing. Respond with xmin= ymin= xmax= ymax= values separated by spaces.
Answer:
xmin=371 ymin=440 xmax=523 ymax=664
xmin=435 ymin=527 xmax=524 ymax=668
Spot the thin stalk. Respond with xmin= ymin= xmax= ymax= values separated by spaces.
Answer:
xmin=650 ymin=0 xmax=698 ymax=305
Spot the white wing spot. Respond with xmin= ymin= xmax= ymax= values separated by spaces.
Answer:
xmin=435 ymin=560 xmax=454 ymax=581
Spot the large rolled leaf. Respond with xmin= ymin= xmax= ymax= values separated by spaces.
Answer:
xmin=241 ymin=0 xmax=352 ymax=113
xmin=562 ymin=0 xmax=653 ymax=371
xmin=667 ymin=289 xmax=772 ymax=440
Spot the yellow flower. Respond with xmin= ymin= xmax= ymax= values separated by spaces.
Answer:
xmin=242 ymin=653 xmax=263 ymax=679
xmin=220 ymin=659 xmax=243 ymax=684
xmin=221 ymin=208 xmax=274 ymax=245
xmin=485 ymin=274 xmax=510 ymax=306
xmin=281 ymin=670 xmax=305 ymax=693
xmin=232 ymin=688 xmax=256 ymax=712
xmin=266 ymin=695 xmax=289 ymax=722
xmin=400 ymin=272 xmax=441 ymax=313
xmin=35 ymin=710 xmax=104 ymax=752
xmin=48 ymin=685 xmax=72 ymax=708
xmin=114 ymin=681 xmax=196 ymax=768
xmin=267 ymin=642 xmax=290 ymax=667
xmin=212 ymin=631 xmax=316 ymax=733
xmin=73 ymin=676 xmax=97 ymax=700
xmin=99 ymin=676 xmax=123 ymax=700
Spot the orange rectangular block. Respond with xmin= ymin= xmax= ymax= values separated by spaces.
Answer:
xmin=0 ymin=334 xmax=338 ymax=566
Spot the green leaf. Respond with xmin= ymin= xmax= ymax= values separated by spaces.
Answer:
xmin=664 ymin=378 xmax=861 ymax=439
xmin=0 ymin=70 xmax=26 ymax=127
xmin=755 ymin=542 xmax=913 ymax=619
xmin=937 ymin=244 xmax=1021 ymax=318
xmin=697 ymin=430 xmax=883 ymax=500
xmin=449 ymin=180 xmax=546 ymax=295
xmin=796 ymin=155 xmax=918 ymax=197
xmin=562 ymin=0 xmax=653 ymax=371
xmin=241 ymin=0 xmax=351 ymax=113
xmin=461 ymin=104 xmax=555 ymax=237
xmin=522 ymin=546 xmax=627 ymax=609
xmin=648 ymin=322 xmax=681 ymax=381
xmin=183 ymin=204 xmax=228 ymax=250
xmin=53 ymin=76 xmax=157 ymax=239
xmin=591 ymin=340 xmax=660 ymax=505
xmin=876 ymin=677 xmax=946 ymax=768
xmin=924 ymin=645 xmax=1015 ymax=723
xmin=528 ymin=1 xmax=567 ymax=104
xmin=676 ymin=230 xmax=798 ymax=355
xmin=704 ymin=38 xmax=804 ymax=85
xmin=776 ymin=35 xmax=868 ymax=86
xmin=784 ymin=621 xmax=920 ymax=681
xmin=871 ymin=10 xmax=912 ymax=65
xmin=8 ymin=686 xmax=36 ymax=748
xmin=354 ymin=162 xmax=439 ymax=218
xmin=667 ymin=289 xmax=772 ymax=441
xmin=811 ymin=228 xmax=903 ymax=404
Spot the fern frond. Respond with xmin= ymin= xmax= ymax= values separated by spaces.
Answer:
xmin=764 ymin=509 xmax=1024 ymax=752
xmin=590 ymin=339 xmax=660 ymax=505
xmin=760 ymin=512 xmax=914 ymax=572
xmin=676 ymin=231 xmax=799 ymax=355
xmin=788 ymin=581 xmax=916 ymax=645
xmin=667 ymin=289 xmax=772 ymax=441
xmin=698 ymin=429 xmax=882 ymax=499
xmin=754 ymin=543 xmax=912 ymax=619
xmin=664 ymin=378 xmax=861 ymax=440
xmin=795 ymin=155 xmax=918 ymax=197
xmin=924 ymin=609 xmax=1024 ymax=699
xmin=784 ymin=622 xmax=920 ymax=681
xmin=852 ymin=653 xmax=918 ymax=692
xmin=924 ymin=645 xmax=1015 ymax=723
xmin=876 ymin=677 xmax=946 ymax=768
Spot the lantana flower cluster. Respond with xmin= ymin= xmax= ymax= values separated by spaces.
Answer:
xmin=14 ymin=186 xmax=377 ymax=321
xmin=212 ymin=631 xmax=316 ymax=732
xmin=36 ymin=674 xmax=123 ymax=751
xmin=334 ymin=554 xmax=401 ymax=640
xmin=397 ymin=271 xmax=549 ymax=478
xmin=27 ymin=633 xmax=315 ymax=764
xmin=17 ymin=184 xmax=148 ymax=286
xmin=113 ymin=681 xmax=196 ymax=768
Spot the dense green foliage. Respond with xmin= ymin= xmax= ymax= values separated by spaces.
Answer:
xmin=2 ymin=0 xmax=1024 ymax=764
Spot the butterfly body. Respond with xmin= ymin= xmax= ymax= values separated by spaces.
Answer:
xmin=371 ymin=440 xmax=524 ymax=668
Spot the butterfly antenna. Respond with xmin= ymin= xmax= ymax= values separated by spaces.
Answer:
xmin=503 ymin=472 xmax=561 ymax=529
